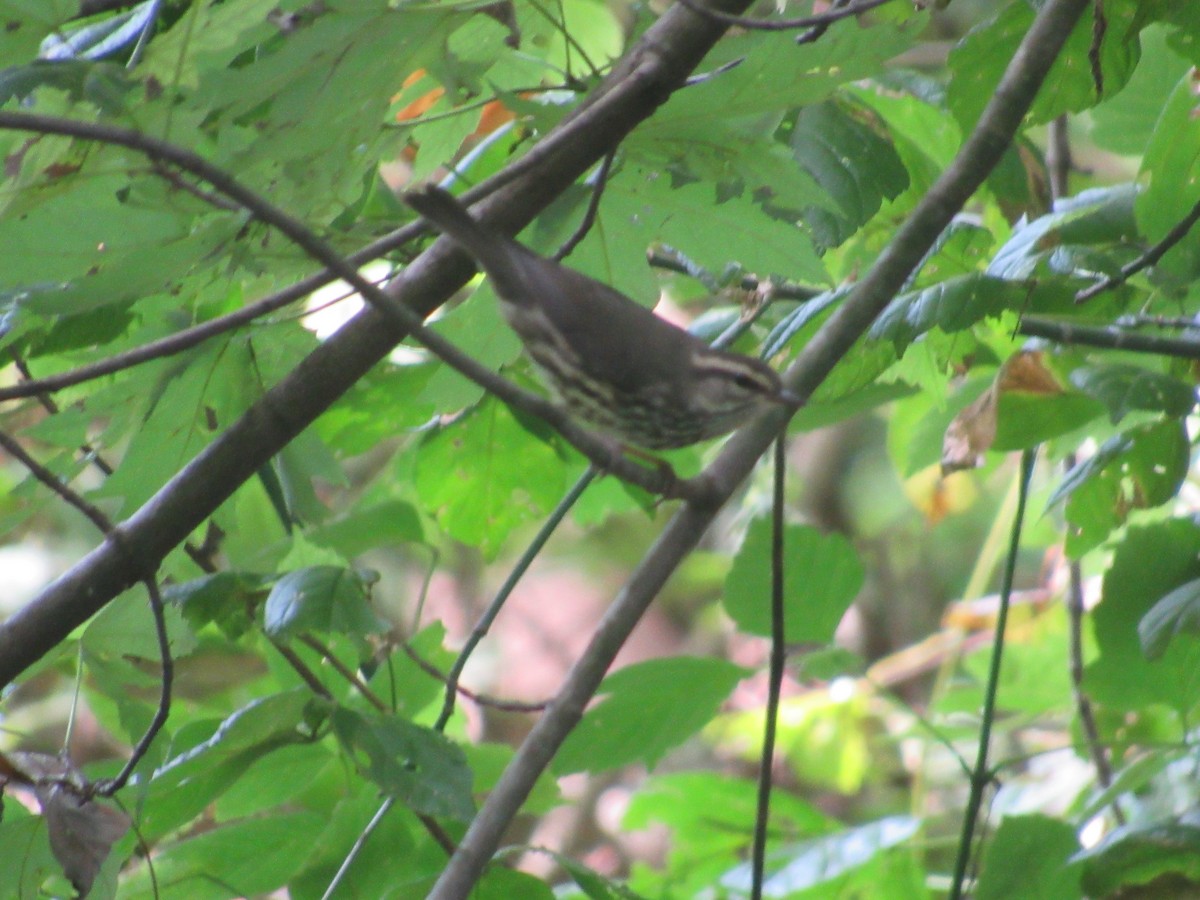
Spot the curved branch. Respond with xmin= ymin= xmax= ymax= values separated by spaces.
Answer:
xmin=427 ymin=0 xmax=1095 ymax=895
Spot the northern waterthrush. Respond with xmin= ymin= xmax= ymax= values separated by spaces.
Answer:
xmin=405 ymin=185 xmax=791 ymax=451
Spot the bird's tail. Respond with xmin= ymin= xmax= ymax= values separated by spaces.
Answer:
xmin=404 ymin=185 xmax=519 ymax=278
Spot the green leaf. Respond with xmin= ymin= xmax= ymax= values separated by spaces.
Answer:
xmin=724 ymin=521 xmax=863 ymax=642
xmin=648 ymin=17 xmax=917 ymax=130
xmin=0 ymin=59 xmax=139 ymax=111
xmin=1137 ymin=69 xmax=1200 ymax=279
xmin=145 ymin=690 xmax=324 ymax=839
xmin=790 ymin=99 xmax=910 ymax=249
xmin=1139 ymin=579 xmax=1200 ymax=660
xmin=977 ymin=814 xmax=1082 ymax=900
xmin=82 ymin=586 xmax=196 ymax=661
xmin=1070 ymin=364 xmax=1196 ymax=422
xmin=1089 ymin=25 xmax=1192 ymax=154
xmin=165 ymin=571 xmax=273 ymax=638
xmin=331 ymin=708 xmax=475 ymax=821
xmin=988 ymin=183 xmax=1140 ymax=280
xmin=414 ymin=395 xmax=571 ymax=558
xmin=192 ymin=3 xmax=457 ymax=219
xmin=307 ymin=499 xmax=425 ymax=557
xmin=870 ymin=274 xmax=1075 ymax=350
xmin=948 ymin=1 xmax=1139 ymax=131
xmin=623 ymin=772 xmax=836 ymax=896
xmin=722 ymin=815 xmax=920 ymax=895
xmin=1076 ymin=822 xmax=1200 ymax=897
xmin=1086 ymin=519 xmax=1200 ymax=711
xmin=617 ymin=171 xmax=828 ymax=285
xmin=1049 ymin=420 xmax=1190 ymax=557
xmin=992 ymin=391 xmax=1108 ymax=451
xmin=93 ymin=336 xmax=262 ymax=516
xmin=120 ymin=811 xmax=328 ymax=900
xmin=263 ymin=565 xmax=385 ymax=639
xmin=472 ymin=868 xmax=559 ymax=900
xmin=555 ymin=657 xmax=749 ymax=774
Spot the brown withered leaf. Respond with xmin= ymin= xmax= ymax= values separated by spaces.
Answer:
xmin=943 ymin=384 xmax=997 ymax=474
xmin=0 ymin=751 xmax=130 ymax=897
xmin=36 ymin=785 xmax=130 ymax=897
xmin=942 ymin=351 xmax=1063 ymax=473
xmin=996 ymin=349 xmax=1063 ymax=395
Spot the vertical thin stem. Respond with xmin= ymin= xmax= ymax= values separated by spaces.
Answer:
xmin=750 ymin=436 xmax=788 ymax=898
xmin=948 ymin=450 xmax=1036 ymax=899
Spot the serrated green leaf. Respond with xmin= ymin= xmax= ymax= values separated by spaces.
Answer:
xmin=163 ymin=571 xmax=273 ymax=638
xmin=790 ymin=99 xmax=909 ymax=248
xmin=331 ymin=708 xmax=475 ymax=821
xmin=263 ymin=565 xmax=385 ymax=638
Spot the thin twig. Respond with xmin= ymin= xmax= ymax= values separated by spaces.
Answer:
xmin=272 ymin=641 xmax=334 ymax=699
xmin=673 ymin=0 xmax=893 ymax=33
xmin=297 ymin=634 xmax=389 ymax=713
xmin=0 ymin=428 xmax=172 ymax=795
xmin=553 ymin=151 xmax=616 ymax=262
xmin=796 ymin=0 xmax=865 ymax=45
xmin=9 ymin=354 xmax=115 ymax=475
xmin=403 ymin=644 xmax=549 ymax=715
xmin=0 ymin=429 xmax=115 ymax=535
xmin=434 ymin=471 xmax=596 ymax=731
xmin=1075 ymin=193 xmax=1200 ymax=303
xmin=1088 ymin=0 xmax=1106 ymax=99
xmin=648 ymin=250 xmax=823 ymax=303
xmin=1018 ymin=316 xmax=1200 ymax=358
xmin=1062 ymin=454 xmax=1124 ymax=824
xmin=96 ymin=578 xmax=172 ymax=795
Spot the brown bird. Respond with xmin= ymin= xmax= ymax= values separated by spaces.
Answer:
xmin=405 ymin=185 xmax=792 ymax=450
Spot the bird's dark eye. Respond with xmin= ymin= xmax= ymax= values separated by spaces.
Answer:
xmin=734 ymin=373 xmax=762 ymax=391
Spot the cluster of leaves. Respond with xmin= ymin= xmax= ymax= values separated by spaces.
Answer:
xmin=2 ymin=0 xmax=1200 ymax=897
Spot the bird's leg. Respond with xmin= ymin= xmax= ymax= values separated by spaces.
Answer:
xmin=587 ymin=435 xmax=681 ymax=498
xmin=617 ymin=444 xmax=681 ymax=498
